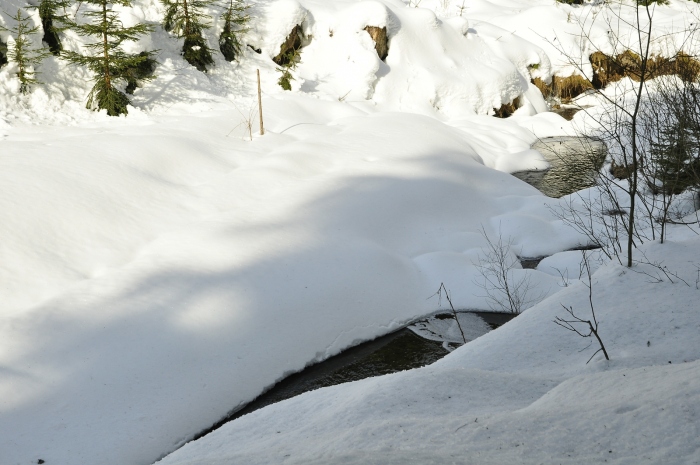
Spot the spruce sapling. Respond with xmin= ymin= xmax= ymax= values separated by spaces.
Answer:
xmin=218 ymin=0 xmax=249 ymax=62
xmin=161 ymin=0 xmax=215 ymax=71
xmin=0 ymin=9 xmax=51 ymax=94
xmin=276 ymin=48 xmax=298 ymax=91
xmin=62 ymin=0 xmax=156 ymax=116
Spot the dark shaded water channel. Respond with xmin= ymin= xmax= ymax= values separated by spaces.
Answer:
xmin=192 ymin=311 xmax=515 ymax=441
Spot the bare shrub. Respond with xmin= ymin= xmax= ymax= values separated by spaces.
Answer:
xmin=473 ymin=226 xmax=543 ymax=314
xmin=554 ymin=251 xmax=610 ymax=364
xmin=547 ymin=0 xmax=700 ymax=266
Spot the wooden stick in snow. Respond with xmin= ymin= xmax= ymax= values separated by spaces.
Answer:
xmin=257 ymin=69 xmax=264 ymax=136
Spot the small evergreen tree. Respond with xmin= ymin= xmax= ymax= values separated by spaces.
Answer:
xmin=0 ymin=9 xmax=51 ymax=94
xmin=62 ymin=0 xmax=156 ymax=116
xmin=218 ymin=0 xmax=248 ymax=62
xmin=161 ymin=0 xmax=215 ymax=71
xmin=35 ymin=0 xmax=71 ymax=55
xmin=276 ymin=48 xmax=298 ymax=91
xmin=649 ymin=120 xmax=700 ymax=195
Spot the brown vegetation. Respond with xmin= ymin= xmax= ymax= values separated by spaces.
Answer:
xmin=273 ymin=25 xmax=303 ymax=66
xmin=610 ymin=159 xmax=637 ymax=180
xmin=532 ymin=75 xmax=594 ymax=103
xmin=493 ymin=97 xmax=520 ymax=118
xmin=590 ymin=50 xmax=700 ymax=88
xmin=531 ymin=51 xmax=700 ymax=103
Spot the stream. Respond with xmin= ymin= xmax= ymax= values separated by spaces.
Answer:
xmin=191 ymin=311 xmax=515 ymax=441
xmin=513 ymin=136 xmax=606 ymax=198
xmin=188 ymin=111 xmax=603 ymax=444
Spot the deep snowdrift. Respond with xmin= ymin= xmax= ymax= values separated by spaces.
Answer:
xmin=157 ymin=233 xmax=700 ymax=465
xmin=1 ymin=0 xmax=699 ymax=464
xmin=0 ymin=96 xmax=578 ymax=465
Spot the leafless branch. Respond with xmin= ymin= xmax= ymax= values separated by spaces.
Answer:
xmin=554 ymin=250 xmax=610 ymax=363
xmin=473 ymin=225 xmax=544 ymax=314
xmin=429 ymin=283 xmax=467 ymax=344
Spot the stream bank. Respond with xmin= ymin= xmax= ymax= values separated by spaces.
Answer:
xmin=191 ymin=311 xmax=516 ymax=441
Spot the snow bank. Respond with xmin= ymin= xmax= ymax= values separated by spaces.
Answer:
xmin=0 ymin=99 xmax=577 ymax=464
xmin=157 ymin=235 xmax=700 ymax=465
xmin=2 ymin=0 xmax=699 ymax=464
xmin=0 ymin=0 xmax=556 ymax=123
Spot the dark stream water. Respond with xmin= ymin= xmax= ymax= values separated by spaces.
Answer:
xmin=513 ymin=136 xmax=606 ymax=198
xmin=192 ymin=311 xmax=514 ymax=441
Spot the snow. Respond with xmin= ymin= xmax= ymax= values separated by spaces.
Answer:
xmin=408 ymin=311 xmax=493 ymax=345
xmin=1 ymin=0 xmax=699 ymax=464
xmin=159 ymin=236 xmax=700 ymax=465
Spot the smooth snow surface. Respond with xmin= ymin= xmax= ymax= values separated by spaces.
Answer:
xmin=1 ymin=0 xmax=700 ymax=464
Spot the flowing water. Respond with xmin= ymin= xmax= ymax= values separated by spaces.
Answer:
xmin=192 ymin=311 xmax=515 ymax=441
xmin=513 ymin=136 xmax=606 ymax=198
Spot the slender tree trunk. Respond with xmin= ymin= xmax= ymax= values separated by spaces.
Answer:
xmin=102 ymin=2 xmax=111 ymax=90
xmin=183 ymin=0 xmax=191 ymax=37
xmin=257 ymin=69 xmax=264 ymax=136
xmin=626 ymin=3 xmax=654 ymax=268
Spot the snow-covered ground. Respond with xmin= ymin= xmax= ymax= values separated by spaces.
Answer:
xmin=1 ymin=0 xmax=699 ymax=464
xmin=157 ymin=233 xmax=700 ymax=465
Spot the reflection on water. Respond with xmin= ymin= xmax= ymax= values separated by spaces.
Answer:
xmin=319 ymin=330 xmax=449 ymax=385
xmin=513 ymin=137 xmax=606 ymax=198
xmin=551 ymin=106 xmax=582 ymax=121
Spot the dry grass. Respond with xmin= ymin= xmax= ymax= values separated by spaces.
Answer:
xmin=554 ymin=75 xmax=594 ymax=101
xmin=590 ymin=50 xmax=700 ymax=88
xmin=531 ymin=50 xmax=700 ymax=104
xmin=532 ymin=75 xmax=594 ymax=103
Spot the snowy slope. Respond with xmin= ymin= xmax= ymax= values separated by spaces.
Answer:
xmin=1 ymin=0 xmax=700 ymax=464
xmin=157 ymin=234 xmax=700 ymax=465
xmin=0 ymin=97 xmax=579 ymax=465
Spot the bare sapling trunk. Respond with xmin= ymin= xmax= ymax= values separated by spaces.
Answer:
xmin=554 ymin=250 xmax=609 ymax=363
xmin=474 ymin=225 xmax=543 ymax=313
xmin=257 ymin=69 xmax=264 ymax=136
xmin=434 ymin=283 xmax=467 ymax=344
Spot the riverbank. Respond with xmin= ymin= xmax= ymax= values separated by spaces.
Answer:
xmin=158 ymin=228 xmax=700 ymax=465
xmin=2 ymin=0 xmax=700 ymax=463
